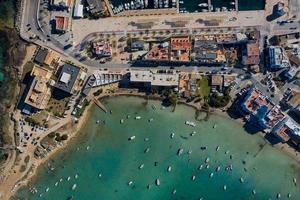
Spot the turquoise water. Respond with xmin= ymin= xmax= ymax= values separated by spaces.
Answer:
xmin=15 ymin=96 xmax=300 ymax=200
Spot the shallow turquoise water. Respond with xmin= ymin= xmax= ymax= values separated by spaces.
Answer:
xmin=15 ymin=96 xmax=300 ymax=200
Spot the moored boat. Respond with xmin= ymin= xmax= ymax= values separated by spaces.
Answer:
xmin=156 ymin=178 xmax=160 ymax=186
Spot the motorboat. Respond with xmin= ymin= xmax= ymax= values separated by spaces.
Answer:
xmin=206 ymin=164 xmax=210 ymax=169
xmin=148 ymin=118 xmax=153 ymax=122
xmin=209 ymin=173 xmax=214 ymax=178
xmin=67 ymin=176 xmax=71 ymax=181
xmin=179 ymin=1 xmax=184 ymax=4
xmin=144 ymin=138 xmax=149 ymax=141
xmin=185 ymin=121 xmax=196 ymax=127
xmin=216 ymin=146 xmax=220 ymax=151
xmin=216 ymin=166 xmax=221 ymax=172
xmin=128 ymin=181 xmax=133 ymax=186
xmin=172 ymin=189 xmax=177 ymax=194
xmin=252 ymin=189 xmax=256 ymax=195
xmin=190 ymin=131 xmax=196 ymax=136
xmin=198 ymin=164 xmax=203 ymax=170
xmin=230 ymin=2 xmax=235 ymax=5
xmin=167 ymin=166 xmax=172 ymax=172
xmin=144 ymin=147 xmax=150 ymax=153
xmin=191 ymin=175 xmax=196 ymax=181
xmin=213 ymin=124 xmax=217 ymax=128
xmin=170 ymin=133 xmax=175 ymax=138
xmin=128 ymin=136 xmax=136 ymax=140
xmin=120 ymin=119 xmax=124 ymax=124
xmin=188 ymin=149 xmax=192 ymax=154
xmin=139 ymin=164 xmax=144 ymax=169
xmin=277 ymin=193 xmax=281 ymax=198
xmin=98 ymin=173 xmax=102 ymax=178
xmin=223 ymin=185 xmax=227 ymax=191
xmin=72 ymin=184 xmax=77 ymax=190
xmin=156 ymin=178 xmax=160 ymax=186
xmin=240 ymin=177 xmax=244 ymax=183
xmin=205 ymin=157 xmax=210 ymax=163
xmin=45 ymin=187 xmax=49 ymax=192
xmin=135 ymin=116 xmax=141 ymax=120
xmin=75 ymin=174 xmax=78 ymax=179
xmin=198 ymin=3 xmax=208 ymax=7
xmin=177 ymin=148 xmax=184 ymax=156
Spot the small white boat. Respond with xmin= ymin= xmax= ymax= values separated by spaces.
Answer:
xmin=96 ymin=120 xmax=100 ymax=124
xmin=198 ymin=164 xmax=203 ymax=170
xmin=144 ymin=138 xmax=149 ymax=141
xmin=75 ymin=174 xmax=78 ymax=179
xmin=293 ymin=177 xmax=297 ymax=184
xmin=45 ymin=187 xmax=49 ymax=192
xmin=177 ymin=148 xmax=184 ymax=156
xmin=167 ymin=166 xmax=172 ymax=172
xmin=188 ymin=149 xmax=192 ymax=154
xmin=139 ymin=164 xmax=144 ymax=169
xmin=230 ymin=2 xmax=235 ymax=5
xmin=185 ymin=121 xmax=196 ymax=127
xmin=209 ymin=172 xmax=214 ymax=178
xmin=86 ymin=146 xmax=90 ymax=150
xmin=216 ymin=166 xmax=221 ymax=172
xmin=155 ymin=178 xmax=160 ymax=186
xmin=190 ymin=131 xmax=196 ymax=136
xmin=170 ymin=133 xmax=175 ymax=138
xmin=216 ymin=146 xmax=220 ymax=151
xmin=129 ymin=136 xmax=136 ymax=140
xmin=240 ymin=177 xmax=244 ymax=183
xmin=225 ymin=150 xmax=229 ymax=154
xmin=72 ymin=184 xmax=77 ymax=190
xmin=198 ymin=3 xmax=208 ymax=7
xmin=148 ymin=118 xmax=153 ymax=122
xmin=98 ymin=173 xmax=102 ymax=178
xmin=120 ymin=119 xmax=124 ymax=124
xmin=135 ymin=116 xmax=141 ymax=120
xmin=205 ymin=157 xmax=210 ymax=163
xmin=252 ymin=189 xmax=256 ymax=195
xmin=179 ymin=1 xmax=184 ymax=4
xmin=288 ymin=193 xmax=292 ymax=198
xmin=67 ymin=176 xmax=71 ymax=181
xmin=59 ymin=178 xmax=63 ymax=182
xmin=277 ymin=193 xmax=281 ymax=198
xmin=213 ymin=124 xmax=217 ymax=128
xmin=55 ymin=182 xmax=58 ymax=186
xmin=206 ymin=164 xmax=210 ymax=169
xmin=223 ymin=185 xmax=227 ymax=191
xmin=172 ymin=189 xmax=177 ymax=194
xmin=191 ymin=175 xmax=196 ymax=181
xmin=144 ymin=147 xmax=150 ymax=153
xmin=128 ymin=181 xmax=133 ymax=186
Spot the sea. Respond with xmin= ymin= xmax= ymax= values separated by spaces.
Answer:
xmin=108 ymin=0 xmax=265 ymax=13
xmin=15 ymin=96 xmax=300 ymax=200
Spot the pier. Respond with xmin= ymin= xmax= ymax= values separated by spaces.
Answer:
xmin=235 ymin=0 xmax=239 ymax=11
xmin=92 ymin=97 xmax=108 ymax=113
xmin=208 ymin=0 xmax=212 ymax=12
xmin=103 ymin=0 xmax=114 ymax=16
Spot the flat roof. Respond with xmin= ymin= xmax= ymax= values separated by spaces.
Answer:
xmin=34 ymin=48 xmax=49 ymax=64
xmin=130 ymin=70 xmax=179 ymax=87
xmin=54 ymin=63 xmax=80 ymax=94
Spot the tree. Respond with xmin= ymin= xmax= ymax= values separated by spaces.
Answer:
xmin=168 ymin=92 xmax=178 ymax=112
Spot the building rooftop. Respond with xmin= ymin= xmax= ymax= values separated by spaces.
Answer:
xmin=145 ymin=44 xmax=169 ymax=61
xmin=211 ymin=75 xmax=223 ymax=87
xmin=24 ymin=65 xmax=53 ymax=110
xmin=130 ymin=70 xmax=179 ymax=87
xmin=54 ymin=63 xmax=80 ymax=94
xmin=52 ymin=0 xmax=72 ymax=7
xmin=289 ymin=91 xmax=300 ymax=108
xmin=34 ymin=48 xmax=49 ymax=64
xmin=92 ymin=42 xmax=112 ymax=57
xmin=243 ymin=43 xmax=260 ymax=65
xmin=55 ymin=16 xmax=69 ymax=32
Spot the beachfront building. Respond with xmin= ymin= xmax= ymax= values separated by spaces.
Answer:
xmin=54 ymin=16 xmax=70 ymax=33
xmin=272 ymin=117 xmax=300 ymax=143
xmin=82 ymin=70 xmax=125 ymax=95
xmin=130 ymin=69 xmax=179 ymax=91
xmin=170 ymin=37 xmax=192 ymax=62
xmin=22 ymin=65 xmax=55 ymax=114
xmin=239 ymin=88 xmax=275 ymax=121
xmin=92 ymin=41 xmax=112 ymax=58
xmin=268 ymin=46 xmax=291 ymax=70
xmin=54 ymin=63 xmax=85 ymax=95
xmin=34 ymin=48 xmax=61 ymax=69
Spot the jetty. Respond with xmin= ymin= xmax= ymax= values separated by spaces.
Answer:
xmin=92 ymin=97 xmax=108 ymax=113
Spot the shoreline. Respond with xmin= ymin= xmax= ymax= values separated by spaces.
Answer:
xmin=8 ymin=90 xmax=300 ymax=199
xmin=6 ymin=102 xmax=94 ymax=200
